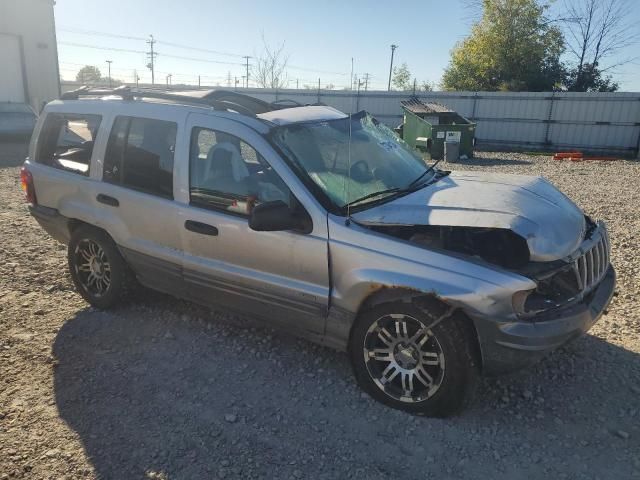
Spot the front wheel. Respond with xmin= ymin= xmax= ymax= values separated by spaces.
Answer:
xmin=349 ymin=298 xmax=480 ymax=417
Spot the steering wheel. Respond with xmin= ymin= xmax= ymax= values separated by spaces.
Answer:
xmin=350 ymin=160 xmax=373 ymax=182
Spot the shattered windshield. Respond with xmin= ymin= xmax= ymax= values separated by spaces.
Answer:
xmin=272 ymin=112 xmax=431 ymax=209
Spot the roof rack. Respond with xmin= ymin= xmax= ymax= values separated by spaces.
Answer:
xmin=60 ymin=86 xmax=267 ymax=117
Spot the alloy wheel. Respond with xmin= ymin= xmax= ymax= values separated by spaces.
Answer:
xmin=73 ymin=239 xmax=111 ymax=297
xmin=363 ymin=313 xmax=445 ymax=403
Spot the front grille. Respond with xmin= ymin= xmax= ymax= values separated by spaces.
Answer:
xmin=572 ymin=224 xmax=610 ymax=294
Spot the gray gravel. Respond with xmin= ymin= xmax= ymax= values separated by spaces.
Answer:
xmin=1 ymin=143 xmax=639 ymax=480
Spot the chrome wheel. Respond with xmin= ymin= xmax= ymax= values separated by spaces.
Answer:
xmin=73 ymin=239 xmax=111 ymax=297
xmin=363 ymin=313 xmax=445 ymax=403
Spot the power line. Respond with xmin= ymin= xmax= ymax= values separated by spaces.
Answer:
xmin=59 ymin=26 xmax=247 ymax=59
xmin=59 ymin=40 xmax=246 ymax=66
xmin=58 ymin=41 xmax=146 ymax=54
xmin=156 ymin=40 xmax=245 ymax=59
xmin=58 ymin=26 xmax=147 ymax=41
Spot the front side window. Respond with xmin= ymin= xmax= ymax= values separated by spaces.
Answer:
xmin=189 ymin=128 xmax=289 ymax=216
xmin=271 ymin=112 xmax=431 ymax=210
xmin=103 ymin=116 xmax=176 ymax=199
xmin=36 ymin=113 xmax=102 ymax=176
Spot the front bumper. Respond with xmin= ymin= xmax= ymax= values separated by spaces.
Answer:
xmin=473 ymin=266 xmax=616 ymax=375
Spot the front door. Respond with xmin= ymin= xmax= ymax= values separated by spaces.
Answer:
xmin=176 ymin=113 xmax=329 ymax=334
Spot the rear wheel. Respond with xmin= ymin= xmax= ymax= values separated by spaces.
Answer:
xmin=68 ymin=226 xmax=133 ymax=309
xmin=350 ymin=297 xmax=479 ymax=417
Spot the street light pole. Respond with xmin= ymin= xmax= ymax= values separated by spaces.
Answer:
xmin=106 ymin=60 xmax=113 ymax=88
xmin=387 ymin=44 xmax=398 ymax=91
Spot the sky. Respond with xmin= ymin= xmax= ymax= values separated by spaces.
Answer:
xmin=54 ymin=0 xmax=640 ymax=91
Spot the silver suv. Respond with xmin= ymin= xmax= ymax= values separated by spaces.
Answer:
xmin=22 ymin=87 xmax=615 ymax=416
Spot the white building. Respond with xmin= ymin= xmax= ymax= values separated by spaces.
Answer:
xmin=0 ymin=0 xmax=60 ymax=111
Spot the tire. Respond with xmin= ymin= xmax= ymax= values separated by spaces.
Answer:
xmin=349 ymin=296 xmax=480 ymax=417
xmin=68 ymin=225 xmax=133 ymax=309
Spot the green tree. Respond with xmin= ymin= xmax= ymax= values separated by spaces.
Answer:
xmin=75 ymin=65 xmax=102 ymax=84
xmin=392 ymin=63 xmax=412 ymax=90
xmin=441 ymin=0 xmax=565 ymax=91
xmin=565 ymin=62 xmax=618 ymax=92
xmin=420 ymin=81 xmax=434 ymax=92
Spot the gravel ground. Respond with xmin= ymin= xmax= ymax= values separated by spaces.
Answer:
xmin=1 ymin=142 xmax=639 ymax=480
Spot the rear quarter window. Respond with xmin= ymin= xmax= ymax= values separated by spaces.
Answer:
xmin=35 ymin=113 xmax=102 ymax=176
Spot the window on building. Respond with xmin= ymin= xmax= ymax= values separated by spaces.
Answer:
xmin=103 ymin=116 xmax=177 ymax=199
xmin=189 ymin=127 xmax=289 ymax=216
xmin=36 ymin=113 xmax=102 ymax=176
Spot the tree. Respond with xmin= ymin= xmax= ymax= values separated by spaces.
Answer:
xmin=442 ymin=0 xmax=565 ymax=91
xmin=392 ymin=63 xmax=412 ymax=90
xmin=76 ymin=65 xmax=101 ymax=84
xmin=561 ymin=0 xmax=637 ymax=92
xmin=254 ymin=37 xmax=289 ymax=89
xmin=420 ymin=81 xmax=434 ymax=92
xmin=565 ymin=62 xmax=618 ymax=92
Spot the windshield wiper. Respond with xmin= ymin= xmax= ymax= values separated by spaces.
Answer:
xmin=343 ymin=187 xmax=403 ymax=209
xmin=407 ymin=158 xmax=443 ymax=189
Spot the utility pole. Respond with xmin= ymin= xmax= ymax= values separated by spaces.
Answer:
xmin=166 ymin=73 xmax=172 ymax=88
xmin=350 ymin=57 xmax=354 ymax=91
xmin=235 ymin=76 xmax=239 ymax=91
xmin=105 ymin=60 xmax=112 ymax=88
xmin=296 ymin=78 xmax=299 ymax=89
xmin=226 ymin=71 xmax=232 ymax=87
xmin=388 ymin=44 xmax=398 ymax=91
xmin=134 ymin=69 xmax=140 ymax=88
xmin=146 ymin=35 xmax=157 ymax=85
xmin=363 ymin=73 xmax=370 ymax=92
xmin=413 ymin=78 xmax=417 ymax=95
xmin=198 ymin=75 xmax=201 ymax=88
xmin=242 ymin=55 xmax=250 ymax=88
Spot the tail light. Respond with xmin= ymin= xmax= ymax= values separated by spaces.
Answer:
xmin=20 ymin=167 xmax=37 ymax=205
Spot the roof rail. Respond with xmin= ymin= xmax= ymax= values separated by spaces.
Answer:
xmin=60 ymin=86 xmax=259 ymax=117
xmin=61 ymin=85 xmax=134 ymax=101
xmin=270 ymin=99 xmax=303 ymax=108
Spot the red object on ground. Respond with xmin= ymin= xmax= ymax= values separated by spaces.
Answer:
xmin=553 ymin=152 xmax=583 ymax=160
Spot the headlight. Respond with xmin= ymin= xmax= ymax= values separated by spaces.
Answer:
xmin=512 ymin=289 xmax=534 ymax=317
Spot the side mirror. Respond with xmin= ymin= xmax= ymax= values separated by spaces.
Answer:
xmin=249 ymin=200 xmax=311 ymax=233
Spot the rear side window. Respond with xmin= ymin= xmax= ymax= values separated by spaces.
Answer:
xmin=35 ymin=113 xmax=102 ymax=176
xmin=103 ymin=116 xmax=177 ymax=199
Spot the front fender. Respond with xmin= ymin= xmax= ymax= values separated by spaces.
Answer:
xmin=325 ymin=215 xmax=536 ymax=349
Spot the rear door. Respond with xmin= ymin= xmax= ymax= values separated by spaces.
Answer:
xmin=176 ymin=113 xmax=330 ymax=334
xmin=97 ymin=113 xmax=186 ymax=295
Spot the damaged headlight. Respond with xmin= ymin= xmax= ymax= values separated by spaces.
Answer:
xmin=512 ymin=288 xmax=571 ymax=319
xmin=512 ymin=289 xmax=534 ymax=318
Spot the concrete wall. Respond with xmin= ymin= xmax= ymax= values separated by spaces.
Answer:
xmin=0 ymin=0 xmax=60 ymax=111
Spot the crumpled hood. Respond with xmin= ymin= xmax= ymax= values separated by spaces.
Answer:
xmin=351 ymin=171 xmax=586 ymax=262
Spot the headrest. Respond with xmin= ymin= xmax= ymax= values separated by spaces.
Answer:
xmin=206 ymin=141 xmax=249 ymax=182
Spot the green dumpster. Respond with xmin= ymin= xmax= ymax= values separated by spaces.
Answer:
xmin=400 ymin=98 xmax=475 ymax=160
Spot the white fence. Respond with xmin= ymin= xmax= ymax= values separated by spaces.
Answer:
xmin=61 ymin=82 xmax=640 ymax=156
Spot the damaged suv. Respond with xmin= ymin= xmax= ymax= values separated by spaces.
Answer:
xmin=23 ymin=88 xmax=615 ymax=416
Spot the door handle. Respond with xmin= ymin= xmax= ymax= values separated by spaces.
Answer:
xmin=184 ymin=220 xmax=218 ymax=236
xmin=96 ymin=193 xmax=119 ymax=207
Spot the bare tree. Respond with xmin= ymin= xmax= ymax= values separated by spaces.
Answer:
xmin=562 ymin=0 xmax=639 ymax=90
xmin=254 ymin=37 xmax=289 ymax=89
